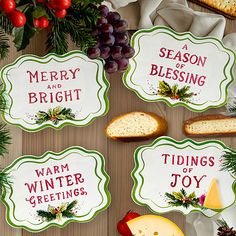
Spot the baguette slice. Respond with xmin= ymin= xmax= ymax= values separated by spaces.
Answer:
xmin=106 ymin=112 xmax=168 ymax=141
xmin=188 ymin=0 xmax=236 ymax=19
xmin=184 ymin=114 xmax=236 ymax=136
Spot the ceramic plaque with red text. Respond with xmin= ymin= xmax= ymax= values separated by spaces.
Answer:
xmin=1 ymin=146 xmax=110 ymax=232
xmin=123 ymin=26 xmax=235 ymax=112
xmin=0 ymin=50 xmax=109 ymax=131
xmin=132 ymin=137 xmax=236 ymax=216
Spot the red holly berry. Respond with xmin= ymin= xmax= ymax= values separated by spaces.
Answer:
xmin=56 ymin=0 xmax=71 ymax=10
xmin=39 ymin=16 xmax=49 ymax=29
xmin=0 ymin=0 xmax=16 ymax=13
xmin=117 ymin=211 xmax=140 ymax=236
xmin=8 ymin=10 xmax=26 ymax=28
xmin=48 ymin=0 xmax=57 ymax=9
xmin=55 ymin=9 xmax=67 ymax=18
xmin=33 ymin=18 xmax=40 ymax=28
xmin=36 ymin=0 xmax=45 ymax=2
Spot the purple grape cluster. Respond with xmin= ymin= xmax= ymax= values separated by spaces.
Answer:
xmin=87 ymin=5 xmax=135 ymax=74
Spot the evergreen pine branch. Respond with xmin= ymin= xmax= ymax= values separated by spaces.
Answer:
xmin=66 ymin=200 xmax=77 ymax=211
xmin=37 ymin=210 xmax=57 ymax=221
xmin=0 ymin=30 xmax=9 ymax=59
xmin=0 ymin=124 xmax=11 ymax=157
xmin=217 ymin=218 xmax=229 ymax=228
xmin=224 ymin=98 xmax=236 ymax=117
xmin=0 ymin=172 xmax=11 ymax=191
xmin=62 ymin=211 xmax=75 ymax=218
xmin=221 ymin=151 xmax=236 ymax=177
xmin=46 ymin=18 xmax=68 ymax=54
xmin=0 ymin=16 xmax=13 ymax=34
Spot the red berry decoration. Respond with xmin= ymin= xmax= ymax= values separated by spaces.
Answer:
xmin=33 ymin=18 xmax=40 ymax=28
xmin=117 ymin=211 xmax=140 ymax=236
xmin=0 ymin=0 xmax=16 ymax=13
xmin=56 ymin=0 xmax=71 ymax=10
xmin=36 ymin=0 xmax=45 ymax=2
xmin=55 ymin=9 xmax=67 ymax=18
xmin=39 ymin=17 xmax=49 ymax=29
xmin=8 ymin=10 xmax=26 ymax=28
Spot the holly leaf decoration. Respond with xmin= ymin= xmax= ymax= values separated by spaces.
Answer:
xmin=12 ymin=7 xmax=36 ymax=52
xmin=32 ymin=6 xmax=48 ymax=19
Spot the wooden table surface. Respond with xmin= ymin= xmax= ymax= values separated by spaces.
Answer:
xmin=0 ymin=2 xmax=235 ymax=236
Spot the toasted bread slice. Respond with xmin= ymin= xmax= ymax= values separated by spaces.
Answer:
xmin=106 ymin=112 xmax=168 ymax=141
xmin=184 ymin=114 xmax=236 ymax=136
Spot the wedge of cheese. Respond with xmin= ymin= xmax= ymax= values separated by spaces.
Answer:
xmin=204 ymin=178 xmax=223 ymax=209
xmin=127 ymin=215 xmax=184 ymax=236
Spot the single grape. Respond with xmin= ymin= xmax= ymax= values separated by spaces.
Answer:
xmin=115 ymin=32 xmax=129 ymax=45
xmin=117 ymin=58 xmax=129 ymax=71
xmin=101 ymin=23 xmax=113 ymax=33
xmin=107 ymin=11 xmax=121 ymax=23
xmin=87 ymin=47 xmax=101 ymax=59
xmin=111 ymin=46 xmax=123 ymax=60
xmin=122 ymin=45 xmax=135 ymax=58
xmin=97 ymin=17 xmax=108 ymax=27
xmin=94 ymin=39 xmax=101 ymax=48
xmin=101 ymin=33 xmax=115 ymax=46
xmin=113 ymin=20 xmax=128 ymax=33
xmin=105 ymin=60 xmax=118 ymax=73
xmin=91 ymin=27 xmax=100 ymax=37
xmin=98 ymin=5 xmax=109 ymax=17
xmin=100 ymin=46 xmax=111 ymax=59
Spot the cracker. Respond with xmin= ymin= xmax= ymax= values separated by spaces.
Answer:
xmin=188 ymin=0 xmax=236 ymax=19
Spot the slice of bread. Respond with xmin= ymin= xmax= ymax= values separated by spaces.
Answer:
xmin=188 ymin=0 xmax=236 ymax=19
xmin=106 ymin=112 xmax=168 ymax=141
xmin=184 ymin=114 xmax=236 ymax=136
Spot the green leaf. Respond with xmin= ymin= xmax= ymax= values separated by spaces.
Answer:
xmin=12 ymin=23 xmax=36 ymax=51
xmin=188 ymin=192 xmax=196 ymax=199
xmin=173 ymin=191 xmax=184 ymax=200
xmin=32 ymin=6 xmax=48 ymax=19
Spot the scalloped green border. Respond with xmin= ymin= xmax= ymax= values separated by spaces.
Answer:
xmin=123 ymin=26 xmax=236 ymax=112
xmin=131 ymin=136 xmax=236 ymax=217
xmin=0 ymin=50 xmax=110 ymax=132
xmin=1 ymin=146 xmax=111 ymax=232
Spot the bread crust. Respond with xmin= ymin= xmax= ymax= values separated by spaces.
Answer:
xmin=188 ymin=0 xmax=236 ymax=19
xmin=105 ymin=112 xmax=168 ymax=142
xmin=184 ymin=114 xmax=236 ymax=137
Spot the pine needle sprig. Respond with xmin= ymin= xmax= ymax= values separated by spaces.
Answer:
xmin=221 ymin=151 xmax=236 ymax=177
xmin=158 ymin=81 xmax=195 ymax=103
xmin=217 ymin=218 xmax=236 ymax=236
xmin=37 ymin=200 xmax=78 ymax=222
xmin=217 ymin=218 xmax=230 ymax=228
xmin=0 ymin=124 xmax=11 ymax=157
xmin=0 ymin=30 xmax=9 ymax=59
xmin=224 ymin=98 xmax=236 ymax=117
xmin=36 ymin=107 xmax=76 ymax=125
xmin=46 ymin=2 xmax=100 ymax=54
xmin=46 ymin=18 xmax=68 ymax=54
xmin=0 ymin=16 xmax=13 ymax=35
xmin=37 ymin=210 xmax=56 ymax=222
xmin=0 ymin=172 xmax=12 ymax=191
xmin=165 ymin=188 xmax=203 ymax=209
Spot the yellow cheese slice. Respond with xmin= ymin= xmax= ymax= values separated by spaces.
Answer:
xmin=127 ymin=215 xmax=185 ymax=236
xmin=204 ymin=178 xmax=223 ymax=209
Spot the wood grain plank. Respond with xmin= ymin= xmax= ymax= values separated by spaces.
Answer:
xmin=0 ymin=2 xmax=235 ymax=236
